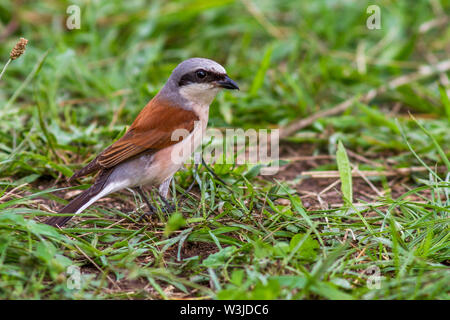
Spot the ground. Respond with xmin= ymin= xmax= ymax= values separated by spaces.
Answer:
xmin=3 ymin=140 xmax=448 ymax=299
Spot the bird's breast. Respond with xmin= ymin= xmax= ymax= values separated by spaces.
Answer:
xmin=139 ymin=106 xmax=209 ymax=186
xmin=108 ymin=105 xmax=209 ymax=188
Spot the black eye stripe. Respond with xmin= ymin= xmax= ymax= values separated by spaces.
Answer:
xmin=178 ymin=70 xmax=226 ymax=86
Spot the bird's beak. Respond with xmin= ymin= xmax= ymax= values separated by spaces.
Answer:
xmin=217 ymin=75 xmax=239 ymax=90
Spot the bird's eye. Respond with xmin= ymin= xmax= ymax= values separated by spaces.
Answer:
xmin=196 ymin=70 xmax=207 ymax=79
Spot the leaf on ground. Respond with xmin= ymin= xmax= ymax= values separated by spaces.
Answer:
xmin=289 ymin=233 xmax=319 ymax=261
xmin=336 ymin=140 xmax=353 ymax=204
xmin=164 ymin=213 xmax=186 ymax=236
xmin=202 ymin=246 xmax=236 ymax=268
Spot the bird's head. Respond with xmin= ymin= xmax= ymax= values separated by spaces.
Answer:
xmin=164 ymin=58 xmax=239 ymax=106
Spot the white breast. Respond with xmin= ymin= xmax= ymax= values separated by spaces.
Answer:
xmin=103 ymin=103 xmax=210 ymax=191
xmin=136 ymin=104 xmax=209 ymax=187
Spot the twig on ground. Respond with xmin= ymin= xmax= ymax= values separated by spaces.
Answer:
xmin=301 ymin=166 xmax=446 ymax=179
xmin=343 ymin=228 xmax=356 ymax=242
xmin=281 ymin=155 xmax=335 ymax=162
xmin=318 ymin=179 xmax=340 ymax=196
xmin=73 ymin=243 xmax=121 ymax=290
xmin=345 ymin=149 xmax=383 ymax=168
xmin=352 ymin=165 xmax=384 ymax=197
xmin=418 ymin=16 xmax=448 ymax=34
xmin=280 ymin=59 xmax=450 ymax=138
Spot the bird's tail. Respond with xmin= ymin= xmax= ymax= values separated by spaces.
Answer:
xmin=44 ymin=169 xmax=112 ymax=228
xmin=44 ymin=188 xmax=94 ymax=227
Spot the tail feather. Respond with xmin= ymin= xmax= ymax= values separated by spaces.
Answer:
xmin=44 ymin=188 xmax=94 ymax=227
xmin=45 ymin=169 xmax=113 ymax=228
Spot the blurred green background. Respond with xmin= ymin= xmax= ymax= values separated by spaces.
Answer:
xmin=1 ymin=0 xmax=448 ymax=178
xmin=0 ymin=0 xmax=449 ymax=300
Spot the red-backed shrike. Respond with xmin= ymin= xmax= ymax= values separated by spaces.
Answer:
xmin=45 ymin=58 xmax=239 ymax=227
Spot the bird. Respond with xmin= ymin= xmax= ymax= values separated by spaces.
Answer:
xmin=45 ymin=58 xmax=239 ymax=227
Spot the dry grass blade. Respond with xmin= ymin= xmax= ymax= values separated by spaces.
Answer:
xmin=301 ymin=166 xmax=446 ymax=178
xmin=281 ymin=59 xmax=450 ymax=138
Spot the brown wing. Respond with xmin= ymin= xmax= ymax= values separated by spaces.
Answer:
xmin=69 ymin=96 xmax=199 ymax=181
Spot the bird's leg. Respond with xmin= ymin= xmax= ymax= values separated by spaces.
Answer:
xmin=159 ymin=195 xmax=176 ymax=213
xmin=134 ymin=186 xmax=157 ymax=220
xmin=158 ymin=176 xmax=176 ymax=213
xmin=177 ymin=157 xmax=226 ymax=202
xmin=201 ymin=157 xmax=228 ymax=186
xmin=185 ymin=162 xmax=199 ymax=194
xmin=136 ymin=157 xmax=228 ymax=218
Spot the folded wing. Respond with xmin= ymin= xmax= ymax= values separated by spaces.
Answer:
xmin=69 ymin=97 xmax=198 ymax=181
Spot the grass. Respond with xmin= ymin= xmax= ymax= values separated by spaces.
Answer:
xmin=0 ymin=0 xmax=449 ymax=299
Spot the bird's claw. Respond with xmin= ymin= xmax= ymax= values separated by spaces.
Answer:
xmin=137 ymin=204 xmax=157 ymax=221
xmin=161 ymin=203 xmax=176 ymax=213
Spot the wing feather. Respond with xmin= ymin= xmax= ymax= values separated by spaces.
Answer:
xmin=69 ymin=96 xmax=198 ymax=181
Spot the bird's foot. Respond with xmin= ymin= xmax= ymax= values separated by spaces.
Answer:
xmin=137 ymin=203 xmax=158 ymax=221
xmin=137 ymin=200 xmax=175 ymax=221
xmin=160 ymin=197 xmax=176 ymax=213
